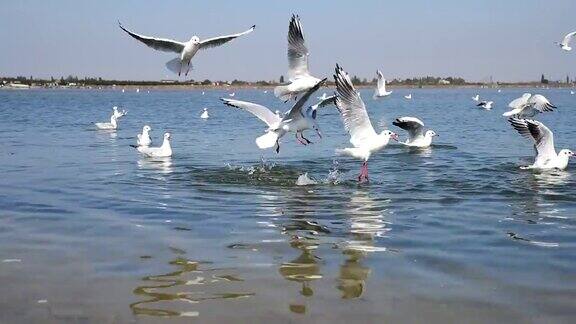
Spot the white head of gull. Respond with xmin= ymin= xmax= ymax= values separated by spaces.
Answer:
xmin=137 ymin=125 xmax=152 ymax=147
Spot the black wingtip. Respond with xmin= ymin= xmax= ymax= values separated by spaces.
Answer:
xmin=251 ymin=25 xmax=256 ymax=29
xmin=129 ymin=144 xmax=138 ymax=149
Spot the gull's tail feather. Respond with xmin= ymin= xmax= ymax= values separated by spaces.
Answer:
xmin=165 ymin=57 xmax=182 ymax=75
xmin=255 ymin=131 xmax=278 ymax=149
xmin=274 ymin=84 xmax=292 ymax=102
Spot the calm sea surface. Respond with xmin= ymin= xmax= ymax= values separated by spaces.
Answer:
xmin=1 ymin=87 xmax=575 ymax=323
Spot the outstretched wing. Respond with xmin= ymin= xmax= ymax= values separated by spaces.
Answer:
xmin=221 ymin=98 xmax=280 ymax=127
xmin=509 ymin=118 xmax=556 ymax=165
xmin=287 ymin=14 xmax=310 ymax=80
xmin=199 ymin=25 xmax=255 ymax=50
xmin=311 ymin=95 xmax=337 ymax=110
xmin=508 ymin=93 xmax=531 ymax=109
xmin=393 ymin=117 xmax=425 ymax=140
xmin=334 ymin=64 xmax=377 ymax=147
xmin=118 ymin=21 xmax=185 ymax=53
xmin=283 ymin=78 xmax=327 ymax=121
xmin=527 ymin=94 xmax=556 ymax=113
xmin=376 ymin=70 xmax=386 ymax=91
xmin=562 ymin=31 xmax=576 ymax=45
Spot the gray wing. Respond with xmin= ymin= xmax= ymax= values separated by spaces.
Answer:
xmin=118 ymin=21 xmax=185 ymax=53
xmin=287 ymin=14 xmax=310 ymax=80
xmin=527 ymin=94 xmax=556 ymax=113
xmin=393 ymin=117 xmax=425 ymax=140
xmin=562 ymin=31 xmax=576 ymax=45
xmin=334 ymin=64 xmax=377 ymax=147
xmin=221 ymin=98 xmax=280 ymax=127
xmin=509 ymin=118 xmax=556 ymax=164
xmin=312 ymin=95 xmax=337 ymax=110
xmin=283 ymin=78 xmax=327 ymax=121
xmin=199 ymin=25 xmax=255 ymax=50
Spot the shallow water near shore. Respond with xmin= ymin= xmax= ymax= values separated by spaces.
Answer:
xmin=1 ymin=87 xmax=576 ymax=323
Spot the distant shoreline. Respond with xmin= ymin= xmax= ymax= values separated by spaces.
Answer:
xmin=1 ymin=84 xmax=574 ymax=91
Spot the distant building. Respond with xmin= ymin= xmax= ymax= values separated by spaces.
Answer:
xmin=438 ymin=79 xmax=450 ymax=85
xmin=161 ymin=79 xmax=177 ymax=84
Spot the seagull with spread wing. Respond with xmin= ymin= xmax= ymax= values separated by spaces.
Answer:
xmin=555 ymin=31 xmax=576 ymax=51
xmin=502 ymin=93 xmax=556 ymax=117
xmin=118 ymin=21 xmax=255 ymax=76
xmin=222 ymin=79 xmax=326 ymax=153
xmin=393 ymin=117 xmax=438 ymax=148
xmin=508 ymin=118 xmax=573 ymax=170
xmin=274 ymin=15 xmax=322 ymax=102
xmin=373 ymin=70 xmax=392 ymax=99
xmin=333 ymin=65 xmax=399 ymax=183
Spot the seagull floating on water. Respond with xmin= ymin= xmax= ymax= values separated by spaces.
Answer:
xmin=502 ymin=93 xmax=555 ymax=117
xmin=137 ymin=125 xmax=152 ymax=147
xmin=274 ymin=15 xmax=322 ymax=102
xmin=333 ymin=65 xmax=398 ymax=183
xmin=571 ymin=90 xmax=575 ymax=95
xmin=404 ymin=94 xmax=412 ymax=100
xmin=373 ymin=70 xmax=392 ymax=99
xmin=508 ymin=118 xmax=574 ymax=170
xmin=118 ymin=21 xmax=255 ymax=76
xmin=229 ymin=92 xmax=235 ymax=97
xmin=95 ymin=107 xmax=127 ymax=130
xmin=200 ymin=108 xmax=209 ymax=119
xmin=222 ymin=79 xmax=326 ymax=153
xmin=555 ymin=31 xmax=576 ymax=51
xmin=472 ymin=94 xmax=480 ymax=102
xmin=477 ymin=100 xmax=493 ymax=110
xmin=393 ymin=117 xmax=437 ymax=148
xmin=135 ymin=133 xmax=173 ymax=157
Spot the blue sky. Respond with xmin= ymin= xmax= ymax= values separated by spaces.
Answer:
xmin=1 ymin=0 xmax=575 ymax=82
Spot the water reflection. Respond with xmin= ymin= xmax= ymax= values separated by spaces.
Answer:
xmin=338 ymin=190 xmax=390 ymax=299
xmin=130 ymin=247 xmax=254 ymax=318
xmin=137 ymin=157 xmax=174 ymax=175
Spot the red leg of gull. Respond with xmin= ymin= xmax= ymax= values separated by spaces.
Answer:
xmin=296 ymin=132 xmax=307 ymax=145
xmin=358 ymin=161 xmax=369 ymax=183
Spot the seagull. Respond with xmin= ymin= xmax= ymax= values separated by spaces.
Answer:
xmin=229 ymin=92 xmax=235 ymax=97
xmin=222 ymin=79 xmax=326 ymax=153
xmin=497 ymin=89 xmax=502 ymax=93
xmin=404 ymin=94 xmax=412 ymax=100
xmin=118 ymin=21 xmax=255 ymax=76
xmin=373 ymin=70 xmax=392 ymax=99
xmin=95 ymin=107 xmax=127 ymax=130
xmin=502 ymin=93 xmax=556 ymax=117
xmin=200 ymin=108 xmax=209 ymax=119
xmin=477 ymin=101 xmax=493 ymax=110
xmin=202 ymin=91 xmax=205 ymax=95
xmin=393 ymin=117 xmax=438 ymax=148
xmin=472 ymin=94 xmax=480 ymax=102
xmin=310 ymin=94 xmax=336 ymax=110
xmin=508 ymin=118 xmax=574 ymax=170
xmin=333 ymin=64 xmax=399 ymax=183
xmin=136 ymin=88 xmax=140 ymax=93
xmin=137 ymin=125 xmax=152 ymax=147
xmin=555 ymin=31 xmax=576 ymax=51
xmin=274 ymin=15 xmax=322 ymax=102
xmin=571 ymin=90 xmax=575 ymax=95
xmin=264 ymin=90 xmax=268 ymax=94
xmin=135 ymin=133 xmax=173 ymax=158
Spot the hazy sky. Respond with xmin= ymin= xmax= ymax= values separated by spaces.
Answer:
xmin=1 ymin=0 xmax=575 ymax=82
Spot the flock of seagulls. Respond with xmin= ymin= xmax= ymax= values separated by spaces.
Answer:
xmin=102 ymin=15 xmax=575 ymax=181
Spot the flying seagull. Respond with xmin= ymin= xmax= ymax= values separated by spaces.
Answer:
xmin=508 ymin=118 xmax=573 ymax=170
xmin=373 ymin=70 xmax=392 ymax=99
xmin=393 ymin=117 xmax=438 ymax=148
xmin=274 ymin=15 xmax=322 ymax=102
xmin=118 ymin=21 xmax=255 ymax=76
xmin=502 ymin=93 xmax=556 ymax=117
xmin=555 ymin=31 xmax=576 ymax=51
xmin=333 ymin=64 xmax=398 ymax=183
xmin=472 ymin=94 xmax=480 ymax=102
xmin=223 ymin=79 xmax=326 ymax=153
